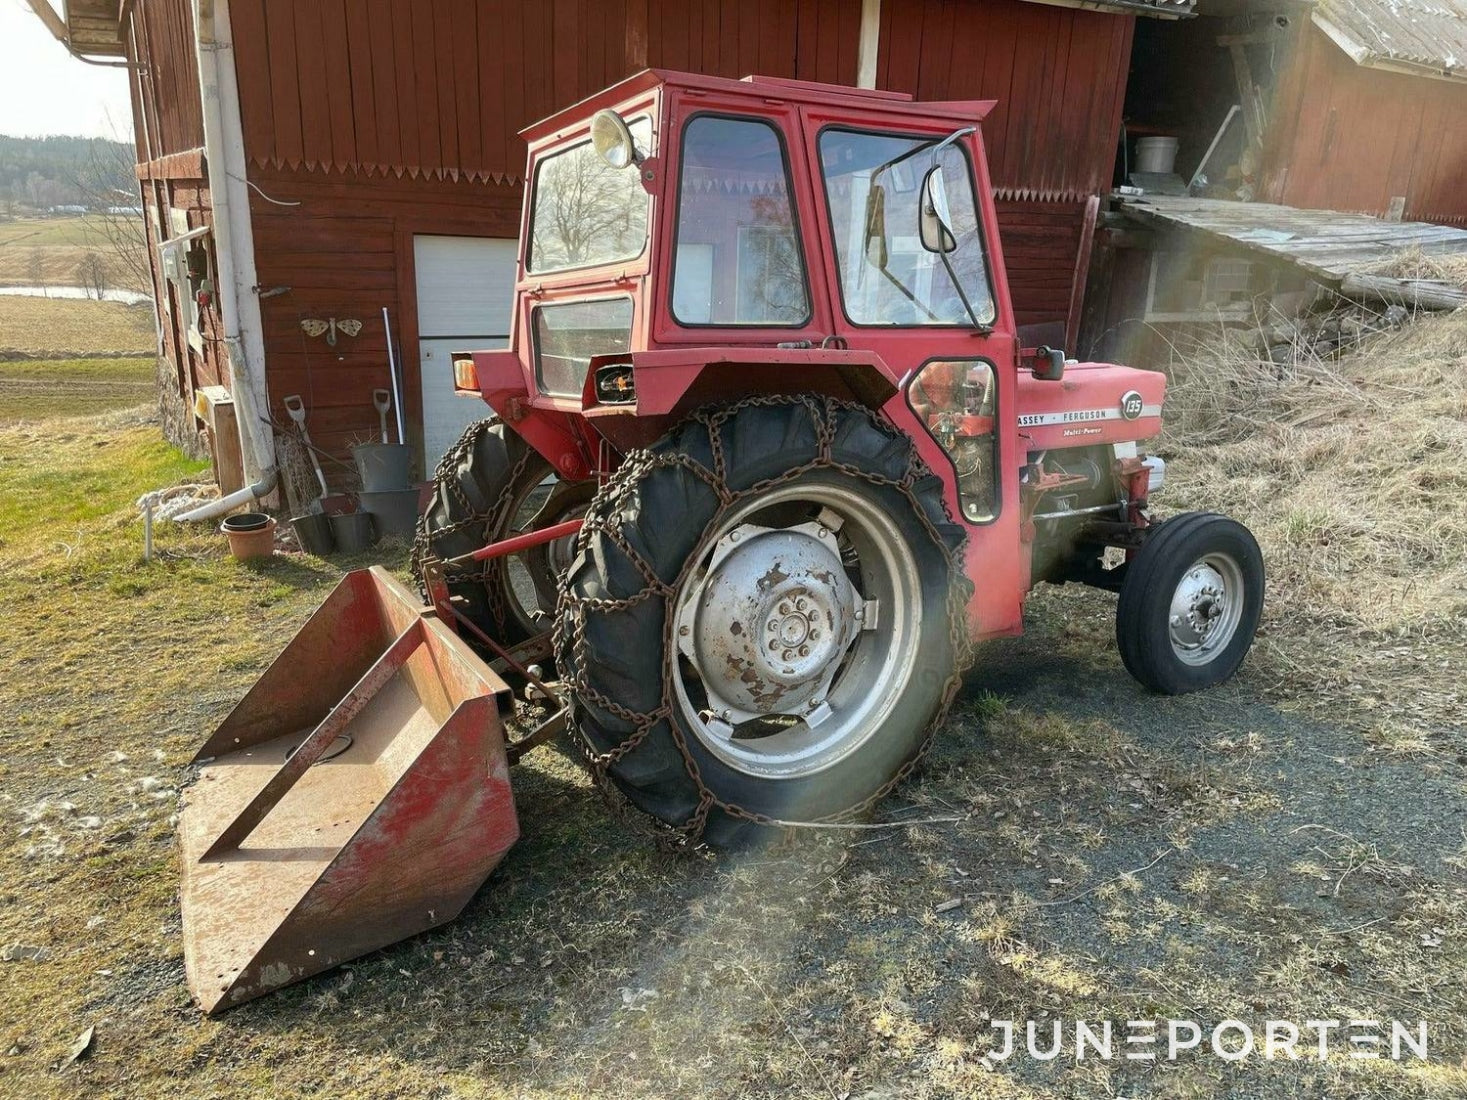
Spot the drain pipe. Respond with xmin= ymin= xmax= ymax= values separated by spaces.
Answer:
xmin=174 ymin=0 xmax=277 ymax=522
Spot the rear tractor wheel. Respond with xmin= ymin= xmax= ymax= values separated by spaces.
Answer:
xmin=412 ymin=419 xmax=590 ymax=648
xmin=556 ymin=396 xmax=970 ymax=846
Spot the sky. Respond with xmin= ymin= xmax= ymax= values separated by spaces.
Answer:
xmin=0 ymin=0 xmax=134 ymax=140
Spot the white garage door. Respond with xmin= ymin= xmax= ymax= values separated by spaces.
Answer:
xmin=414 ymin=235 xmax=518 ymax=469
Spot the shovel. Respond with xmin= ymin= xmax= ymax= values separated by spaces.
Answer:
xmin=283 ymin=394 xmax=330 ymax=502
xmin=373 ymin=388 xmax=392 ymax=444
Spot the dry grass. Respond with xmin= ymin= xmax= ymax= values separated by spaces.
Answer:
xmin=1365 ymin=246 xmax=1467 ymax=291
xmin=0 ymin=295 xmax=155 ymax=357
xmin=1154 ymin=308 xmax=1467 ymax=727
xmin=0 ymin=216 xmax=150 ymax=293
xmin=0 ymin=311 xmax=1464 ymax=1098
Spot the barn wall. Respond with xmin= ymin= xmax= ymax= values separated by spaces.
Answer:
xmin=223 ymin=0 xmax=859 ymax=483
xmin=877 ymin=0 xmax=1134 ymax=333
xmin=1261 ymin=26 xmax=1467 ymax=225
xmin=246 ymin=165 xmax=522 ymax=468
xmin=125 ymin=0 xmax=222 ymax=456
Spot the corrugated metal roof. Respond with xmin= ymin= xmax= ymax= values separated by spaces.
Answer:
xmin=1022 ymin=0 xmax=1196 ymax=18
xmin=1314 ymin=0 xmax=1467 ymax=81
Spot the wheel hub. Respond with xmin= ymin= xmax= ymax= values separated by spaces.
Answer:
xmin=1169 ymin=563 xmax=1228 ymax=651
xmin=677 ymin=522 xmax=859 ymax=725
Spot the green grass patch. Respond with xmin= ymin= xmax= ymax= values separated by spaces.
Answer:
xmin=0 ymin=422 xmax=209 ymax=554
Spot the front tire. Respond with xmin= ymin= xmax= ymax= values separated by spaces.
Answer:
xmin=556 ymin=396 xmax=969 ymax=846
xmin=1116 ymin=512 xmax=1264 ymax=694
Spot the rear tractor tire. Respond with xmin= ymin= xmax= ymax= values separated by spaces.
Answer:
xmin=1116 ymin=511 xmax=1264 ymax=694
xmin=412 ymin=419 xmax=589 ymax=647
xmin=556 ymin=396 xmax=970 ymax=847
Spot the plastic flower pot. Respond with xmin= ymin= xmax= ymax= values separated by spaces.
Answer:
xmin=289 ymin=512 xmax=336 ymax=556
xmin=328 ymin=510 xmax=377 ymax=552
xmin=352 ymin=443 xmax=413 ymax=493
xmin=359 ymin=489 xmax=420 ymax=540
xmin=221 ymin=512 xmax=277 ymax=561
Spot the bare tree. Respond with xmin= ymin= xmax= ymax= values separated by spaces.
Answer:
xmin=27 ymin=247 xmax=47 ymax=295
xmin=76 ymin=251 xmax=108 ymax=300
xmin=71 ymin=139 xmax=151 ymax=294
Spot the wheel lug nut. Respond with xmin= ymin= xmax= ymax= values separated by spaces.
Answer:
xmin=768 ymin=640 xmax=779 ymax=651
xmin=809 ymin=629 xmax=819 ymax=640
xmin=779 ymin=601 xmax=791 ymax=615
xmin=678 ymin=625 xmax=689 ymax=637
xmin=783 ymin=649 xmax=794 ymax=660
xmin=798 ymin=645 xmax=809 ymax=657
xmin=795 ymin=597 xmax=807 ymax=611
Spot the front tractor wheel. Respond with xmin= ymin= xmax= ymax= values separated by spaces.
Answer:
xmin=556 ymin=396 xmax=969 ymax=847
xmin=1116 ymin=512 xmax=1264 ymax=694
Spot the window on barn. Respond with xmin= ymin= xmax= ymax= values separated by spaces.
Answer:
xmin=672 ymin=116 xmax=810 ymax=327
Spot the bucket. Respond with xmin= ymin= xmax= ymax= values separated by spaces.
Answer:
xmin=329 ymin=510 xmax=376 ymax=553
xmin=290 ymin=512 xmax=336 ymax=556
xmin=178 ymin=567 xmax=517 ymax=1013
xmin=221 ymin=512 xmax=277 ymax=561
xmin=1136 ymin=136 xmax=1179 ymax=175
xmin=359 ymin=489 xmax=420 ymax=540
xmin=352 ymin=443 xmax=413 ymax=493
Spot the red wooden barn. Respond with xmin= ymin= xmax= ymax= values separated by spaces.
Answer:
xmin=40 ymin=0 xmax=1195 ymax=496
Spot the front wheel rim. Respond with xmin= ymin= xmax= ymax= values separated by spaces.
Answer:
xmin=670 ymin=481 xmax=923 ymax=781
xmin=1168 ymin=552 xmax=1246 ymax=665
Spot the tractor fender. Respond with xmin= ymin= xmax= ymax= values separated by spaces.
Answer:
xmin=580 ymin=347 xmax=903 ymax=451
xmin=466 ymin=348 xmax=594 ymax=480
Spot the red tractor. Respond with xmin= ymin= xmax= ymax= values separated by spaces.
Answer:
xmin=179 ymin=69 xmax=1263 ymax=1012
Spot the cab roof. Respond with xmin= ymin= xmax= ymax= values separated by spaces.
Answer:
xmin=522 ymin=68 xmax=997 ymax=144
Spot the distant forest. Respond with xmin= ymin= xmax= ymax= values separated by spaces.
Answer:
xmin=0 ymin=135 xmax=135 ymax=212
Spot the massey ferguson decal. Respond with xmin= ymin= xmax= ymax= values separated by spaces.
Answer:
xmin=1018 ymin=401 xmax=1160 ymax=429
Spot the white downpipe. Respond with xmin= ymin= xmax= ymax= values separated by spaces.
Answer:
xmin=175 ymin=0 xmax=276 ymax=523
xmin=856 ymin=0 xmax=881 ymax=90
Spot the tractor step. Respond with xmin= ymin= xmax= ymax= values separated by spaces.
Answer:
xmin=178 ymin=567 xmax=518 ymax=1014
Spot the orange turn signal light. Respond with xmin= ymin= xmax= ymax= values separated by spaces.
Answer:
xmin=452 ymin=357 xmax=479 ymax=393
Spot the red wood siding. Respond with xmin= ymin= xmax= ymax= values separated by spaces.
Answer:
xmin=247 ymin=165 xmax=522 ymax=472
xmin=1261 ymin=26 xmax=1467 ymax=226
xmin=127 ymin=0 xmax=205 ymax=158
xmin=878 ymin=0 xmax=1134 ymax=333
xmin=231 ymin=0 xmax=857 ymax=182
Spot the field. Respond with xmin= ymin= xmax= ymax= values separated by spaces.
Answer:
xmin=0 ymin=215 xmax=150 ymax=294
xmin=0 ymin=297 xmax=157 ymax=423
xmin=0 ymin=309 xmax=1463 ymax=1098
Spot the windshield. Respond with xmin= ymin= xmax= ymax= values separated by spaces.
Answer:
xmin=818 ymin=129 xmax=996 ymax=327
xmin=528 ymin=117 xmax=654 ymax=273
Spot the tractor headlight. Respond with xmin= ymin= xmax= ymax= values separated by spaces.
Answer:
xmin=591 ymin=110 xmax=639 ymax=170
xmin=593 ymin=362 xmax=636 ymax=405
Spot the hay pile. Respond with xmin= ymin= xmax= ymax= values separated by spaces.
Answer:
xmin=1365 ymin=245 xmax=1467 ymax=291
xmin=1157 ymin=309 xmax=1467 ymax=667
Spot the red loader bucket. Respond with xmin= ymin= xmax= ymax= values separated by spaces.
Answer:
xmin=178 ymin=567 xmax=518 ymax=1014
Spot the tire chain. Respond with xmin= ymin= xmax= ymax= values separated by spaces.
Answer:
xmin=553 ymin=393 xmax=975 ymax=848
xmin=410 ymin=416 xmax=535 ymax=631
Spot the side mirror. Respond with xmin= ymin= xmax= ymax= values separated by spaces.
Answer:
xmin=1032 ymin=345 xmax=1066 ymax=382
xmin=919 ymin=166 xmax=957 ymax=253
xmin=590 ymin=109 xmax=639 ymax=170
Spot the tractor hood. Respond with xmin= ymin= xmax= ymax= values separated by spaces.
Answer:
xmin=1015 ymin=363 xmax=1165 ymax=449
